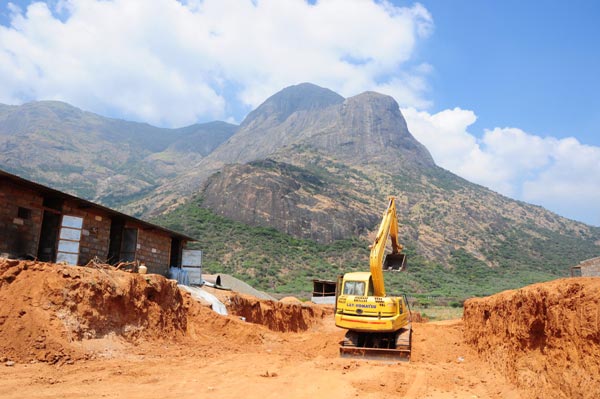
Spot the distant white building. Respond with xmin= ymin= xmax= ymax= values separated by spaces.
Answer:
xmin=311 ymin=279 xmax=337 ymax=304
xmin=571 ymin=256 xmax=600 ymax=277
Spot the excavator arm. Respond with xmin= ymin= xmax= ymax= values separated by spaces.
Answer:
xmin=369 ymin=196 xmax=404 ymax=297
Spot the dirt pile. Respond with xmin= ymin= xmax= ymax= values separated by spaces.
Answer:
xmin=0 ymin=258 xmax=190 ymax=363
xmin=226 ymin=294 xmax=332 ymax=332
xmin=279 ymin=296 xmax=302 ymax=304
xmin=0 ymin=258 xmax=331 ymax=365
xmin=410 ymin=311 xmax=428 ymax=323
xmin=463 ymin=277 xmax=600 ymax=399
xmin=2 ymin=257 xmax=552 ymax=398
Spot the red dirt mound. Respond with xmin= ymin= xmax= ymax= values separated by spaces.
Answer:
xmin=0 ymin=258 xmax=326 ymax=365
xmin=410 ymin=311 xmax=429 ymax=323
xmin=463 ymin=277 xmax=600 ymax=399
xmin=0 ymin=258 xmax=189 ymax=363
xmin=279 ymin=296 xmax=302 ymax=304
xmin=226 ymin=294 xmax=332 ymax=332
xmin=183 ymin=293 xmax=269 ymax=347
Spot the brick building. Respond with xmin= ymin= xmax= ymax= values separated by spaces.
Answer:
xmin=570 ymin=256 xmax=600 ymax=277
xmin=0 ymin=169 xmax=194 ymax=275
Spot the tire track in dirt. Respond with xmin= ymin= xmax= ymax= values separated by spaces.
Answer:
xmin=403 ymin=368 xmax=426 ymax=398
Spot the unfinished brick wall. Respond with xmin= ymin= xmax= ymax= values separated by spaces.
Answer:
xmin=1 ymin=172 xmax=187 ymax=276
xmin=0 ymin=182 xmax=43 ymax=257
xmin=60 ymin=202 xmax=112 ymax=265
xmin=134 ymin=229 xmax=172 ymax=275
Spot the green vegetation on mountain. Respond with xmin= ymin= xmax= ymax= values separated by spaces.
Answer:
xmin=155 ymin=196 xmax=598 ymax=303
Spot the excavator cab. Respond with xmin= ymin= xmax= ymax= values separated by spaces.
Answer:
xmin=341 ymin=276 xmax=375 ymax=296
xmin=342 ymin=280 xmax=365 ymax=296
xmin=383 ymin=253 xmax=406 ymax=272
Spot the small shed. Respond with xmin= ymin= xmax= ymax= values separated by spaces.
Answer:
xmin=0 ymin=169 xmax=195 ymax=276
xmin=571 ymin=256 xmax=600 ymax=277
xmin=311 ymin=278 xmax=337 ymax=304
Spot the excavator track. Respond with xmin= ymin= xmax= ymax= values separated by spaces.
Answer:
xmin=340 ymin=323 xmax=412 ymax=362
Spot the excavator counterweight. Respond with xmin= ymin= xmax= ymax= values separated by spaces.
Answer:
xmin=335 ymin=197 xmax=412 ymax=361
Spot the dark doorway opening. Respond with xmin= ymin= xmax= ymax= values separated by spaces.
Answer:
xmin=42 ymin=196 xmax=63 ymax=212
xmin=120 ymin=228 xmax=138 ymax=262
xmin=170 ymin=238 xmax=181 ymax=267
xmin=37 ymin=211 xmax=61 ymax=262
xmin=108 ymin=217 xmax=125 ymax=264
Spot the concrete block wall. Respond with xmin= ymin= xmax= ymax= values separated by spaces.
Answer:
xmin=0 ymin=183 xmax=43 ymax=257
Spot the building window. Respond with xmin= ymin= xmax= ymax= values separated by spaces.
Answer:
xmin=17 ymin=207 xmax=31 ymax=219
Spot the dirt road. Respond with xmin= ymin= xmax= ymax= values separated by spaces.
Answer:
xmin=0 ymin=318 xmax=521 ymax=399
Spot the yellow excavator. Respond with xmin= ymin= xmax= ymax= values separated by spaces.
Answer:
xmin=334 ymin=196 xmax=412 ymax=361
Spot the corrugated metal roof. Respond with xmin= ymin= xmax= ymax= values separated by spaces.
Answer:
xmin=0 ymin=168 xmax=195 ymax=242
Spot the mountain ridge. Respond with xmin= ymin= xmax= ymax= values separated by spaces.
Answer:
xmin=126 ymin=83 xmax=437 ymax=216
xmin=1 ymin=85 xmax=599 ymax=300
xmin=0 ymin=100 xmax=237 ymax=207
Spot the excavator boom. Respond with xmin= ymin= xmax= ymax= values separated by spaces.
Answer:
xmin=369 ymin=197 xmax=405 ymax=297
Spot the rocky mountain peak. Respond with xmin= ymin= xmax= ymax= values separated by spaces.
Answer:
xmin=241 ymin=82 xmax=344 ymax=128
xmin=154 ymin=84 xmax=437 ymax=201
xmin=344 ymin=91 xmax=406 ymax=119
xmin=305 ymin=90 xmax=435 ymax=169
xmin=200 ymin=84 xmax=434 ymax=170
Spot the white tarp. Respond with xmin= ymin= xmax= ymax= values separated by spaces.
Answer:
xmin=179 ymin=285 xmax=227 ymax=316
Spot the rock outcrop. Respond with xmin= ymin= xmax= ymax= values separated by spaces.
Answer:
xmin=201 ymin=160 xmax=378 ymax=243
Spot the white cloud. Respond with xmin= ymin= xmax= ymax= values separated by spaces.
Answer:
xmin=522 ymin=138 xmax=600 ymax=225
xmin=5 ymin=1 xmax=596 ymax=226
xmin=403 ymin=108 xmax=600 ymax=226
xmin=0 ymin=0 xmax=433 ymax=126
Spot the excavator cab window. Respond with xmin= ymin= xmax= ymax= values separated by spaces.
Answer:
xmin=343 ymin=281 xmax=365 ymax=296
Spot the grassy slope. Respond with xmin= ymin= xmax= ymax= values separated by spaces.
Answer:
xmin=154 ymin=197 xmax=587 ymax=304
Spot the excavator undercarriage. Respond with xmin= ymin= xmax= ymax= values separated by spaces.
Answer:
xmin=340 ymin=324 xmax=412 ymax=361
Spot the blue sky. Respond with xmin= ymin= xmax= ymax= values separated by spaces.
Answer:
xmin=0 ymin=0 xmax=598 ymax=226
xmin=412 ymin=0 xmax=600 ymax=147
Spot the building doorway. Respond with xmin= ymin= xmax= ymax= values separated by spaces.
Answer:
xmin=37 ymin=211 xmax=61 ymax=262
xmin=170 ymin=238 xmax=181 ymax=267
xmin=108 ymin=217 xmax=125 ymax=264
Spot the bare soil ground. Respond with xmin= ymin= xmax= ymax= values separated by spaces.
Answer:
xmin=0 ymin=258 xmax=597 ymax=398
xmin=464 ymin=277 xmax=600 ymax=399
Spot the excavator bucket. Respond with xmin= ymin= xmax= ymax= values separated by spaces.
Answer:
xmin=383 ymin=253 xmax=406 ymax=272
